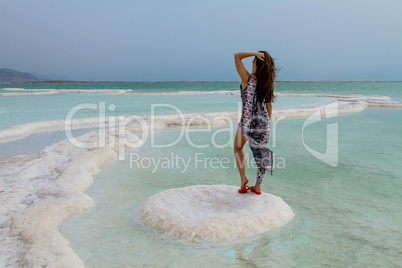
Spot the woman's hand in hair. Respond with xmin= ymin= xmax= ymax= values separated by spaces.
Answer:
xmin=234 ymin=51 xmax=264 ymax=84
xmin=256 ymin=52 xmax=265 ymax=61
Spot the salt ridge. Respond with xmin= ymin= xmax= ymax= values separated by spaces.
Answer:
xmin=0 ymin=89 xmax=130 ymax=96
xmin=0 ymin=129 xmax=142 ymax=267
xmin=1 ymin=93 xmax=401 ymax=144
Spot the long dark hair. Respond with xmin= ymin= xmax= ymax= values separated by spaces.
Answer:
xmin=255 ymin=51 xmax=276 ymax=103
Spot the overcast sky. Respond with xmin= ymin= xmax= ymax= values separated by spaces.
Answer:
xmin=1 ymin=0 xmax=401 ymax=81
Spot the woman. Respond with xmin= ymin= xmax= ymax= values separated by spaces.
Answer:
xmin=234 ymin=51 xmax=276 ymax=195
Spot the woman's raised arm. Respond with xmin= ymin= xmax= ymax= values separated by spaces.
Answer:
xmin=234 ymin=52 xmax=265 ymax=86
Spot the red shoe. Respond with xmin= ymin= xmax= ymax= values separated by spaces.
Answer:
xmin=249 ymin=186 xmax=261 ymax=195
xmin=238 ymin=178 xmax=249 ymax=193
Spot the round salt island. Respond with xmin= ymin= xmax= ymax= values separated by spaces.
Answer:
xmin=140 ymin=185 xmax=295 ymax=242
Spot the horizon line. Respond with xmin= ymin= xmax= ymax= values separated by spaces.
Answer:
xmin=9 ymin=80 xmax=402 ymax=84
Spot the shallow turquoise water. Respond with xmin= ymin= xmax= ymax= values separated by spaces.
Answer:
xmin=275 ymin=81 xmax=402 ymax=100
xmin=0 ymin=94 xmax=334 ymax=130
xmin=0 ymin=81 xmax=238 ymax=92
xmin=60 ymin=108 xmax=402 ymax=267
xmin=1 ymin=81 xmax=401 ymax=99
xmin=1 ymin=81 xmax=401 ymax=266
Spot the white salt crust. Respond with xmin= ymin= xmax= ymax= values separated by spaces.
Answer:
xmin=140 ymin=185 xmax=295 ymax=242
xmin=1 ymin=93 xmax=401 ymax=144
xmin=0 ymin=129 xmax=142 ymax=267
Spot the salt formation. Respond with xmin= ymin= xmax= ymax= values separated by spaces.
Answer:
xmin=2 ymin=93 xmax=401 ymax=144
xmin=140 ymin=185 xmax=295 ymax=242
xmin=0 ymin=128 xmax=142 ymax=267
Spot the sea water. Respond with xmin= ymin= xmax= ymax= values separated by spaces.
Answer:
xmin=58 ymin=108 xmax=402 ymax=267
xmin=1 ymin=82 xmax=401 ymax=267
xmin=1 ymin=81 xmax=401 ymax=100
xmin=0 ymin=93 xmax=334 ymax=130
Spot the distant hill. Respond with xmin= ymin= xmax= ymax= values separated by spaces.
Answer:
xmin=0 ymin=68 xmax=38 ymax=83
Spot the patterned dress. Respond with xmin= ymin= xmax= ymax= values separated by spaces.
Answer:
xmin=238 ymin=73 xmax=273 ymax=184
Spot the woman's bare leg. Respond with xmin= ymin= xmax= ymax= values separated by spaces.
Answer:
xmin=254 ymin=167 xmax=265 ymax=193
xmin=234 ymin=128 xmax=248 ymax=187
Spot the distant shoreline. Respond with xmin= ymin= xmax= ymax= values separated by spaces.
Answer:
xmin=9 ymin=80 xmax=402 ymax=84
